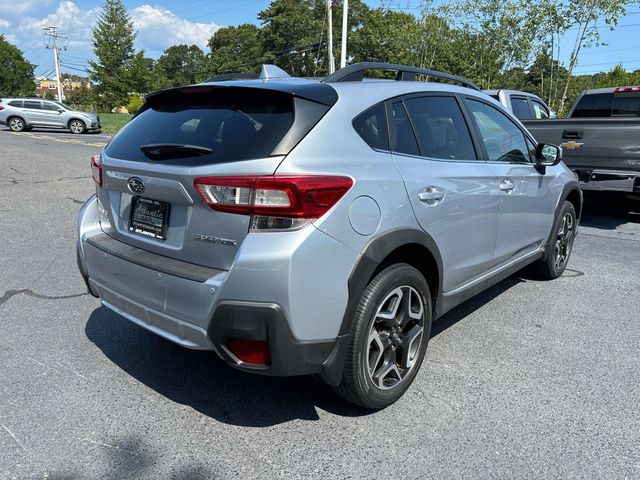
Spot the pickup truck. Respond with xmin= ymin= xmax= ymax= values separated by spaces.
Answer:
xmin=484 ymin=89 xmax=555 ymax=120
xmin=493 ymin=87 xmax=640 ymax=195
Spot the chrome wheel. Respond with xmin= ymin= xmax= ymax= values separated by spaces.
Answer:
xmin=366 ymin=285 xmax=425 ymax=390
xmin=69 ymin=120 xmax=85 ymax=134
xmin=554 ymin=210 xmax=575 ymax=270
xmin=9 ymin=118 xmax=24 ymax=132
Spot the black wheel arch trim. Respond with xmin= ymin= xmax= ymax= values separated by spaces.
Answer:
xmin=320 ymin=228 xmax=443 ymax=386
xmin=543 ymin=181 xmax=582 ymax=261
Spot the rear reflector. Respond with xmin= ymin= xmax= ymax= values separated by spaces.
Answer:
xmin=90 ymin=155 xmax=102 ymax=186
xmin=227 ymin=339 xmax=270 ymax=365
xmin=194 ymin=175 xmax=353 ymax=230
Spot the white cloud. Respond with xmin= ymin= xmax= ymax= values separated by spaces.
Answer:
xmin=0 ymin=0 xmax=53 ymax=17
xmin=131 ymin=4 xmax=220 ymax=53
xmin=0 ymin=18 xmax=11 ymax=28
xmin=18 ymin=1 xmax=100 ymax=50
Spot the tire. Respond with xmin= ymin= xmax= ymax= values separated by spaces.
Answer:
xmin=8 ymin=117 xmax=26 ymax=132
xmin=335 ymin=263 xmax=432 ymax=409
xmin=533 ymin=201 xmax=577 ymax=280
xmin=69 ymin=119 xmax=86 ymax=134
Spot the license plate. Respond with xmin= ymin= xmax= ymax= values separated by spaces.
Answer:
xmin=129 ymin=197 xmax=170 ymax=240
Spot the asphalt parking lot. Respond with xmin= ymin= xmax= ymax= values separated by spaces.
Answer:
xmin=1 ymin=129 xmax=639 ymax=479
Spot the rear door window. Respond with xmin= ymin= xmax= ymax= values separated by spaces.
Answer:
xmin=353 ymin=103 xmax=389 ymax=150
xmin=404 ymin=96 xmax=476 ymax=160
xmin=23 ymin=101 xmax=42 ymax=110
xmin=571 ymin=93 xmax=613 ymax=117
xmin=105 ymin=87 xmax=296 ymax=165
xmin=390 ymin=101 xmax=420 ymax=156
xmin=612 ymin=94 xmax=640 ymax=116
xmin=511 ymin=97 xmax=532 ymax=120
xmin=465 ymin=99 xmax=530 ymax=163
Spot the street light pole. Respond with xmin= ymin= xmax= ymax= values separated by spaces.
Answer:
xmin=327 ymin=0 xmax=335 ymax=74
xmin=340 ymin=0 xmax=348 ymax=69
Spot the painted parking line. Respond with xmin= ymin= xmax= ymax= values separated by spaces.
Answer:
xmin=11 ymin=131 xmax=107 ymax=148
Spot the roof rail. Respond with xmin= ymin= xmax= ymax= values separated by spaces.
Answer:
xmin=205 ymin=72 xmax=259 ymax=82
xmin=322 ymin=62 xmax=480 ymax=91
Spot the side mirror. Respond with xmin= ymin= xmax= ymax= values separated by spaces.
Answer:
xmin=535 ymin=143 xmax=562 ymax=172
xmin=57 ymin=108 xmax=64 ymax=113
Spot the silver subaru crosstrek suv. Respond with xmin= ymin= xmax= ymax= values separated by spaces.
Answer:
xmin=77 ymin=63 xmax=581 ymax=409
xmin=0 ymin=98 xmax=100 ymax=133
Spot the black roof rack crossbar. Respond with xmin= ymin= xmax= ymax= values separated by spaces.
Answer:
xmin=205 ymin=72 xmax=260 ymax=82
xmin=322 ymin=62 xmax=480 ymax=91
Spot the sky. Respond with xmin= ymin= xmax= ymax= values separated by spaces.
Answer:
xmin=1 ymin=0 xmax=639 ymax=79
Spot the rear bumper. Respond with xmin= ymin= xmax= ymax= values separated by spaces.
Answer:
xmin=572 ymin=168 xmax=640 ymax=192
xmin=76 ymin=195 xmax=355 ymax=377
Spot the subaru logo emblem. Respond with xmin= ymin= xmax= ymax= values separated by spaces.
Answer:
xmin=127 ymin=177 xmax=145 ymax=194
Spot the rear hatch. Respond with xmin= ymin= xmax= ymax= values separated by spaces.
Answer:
xmin=95 ymin=83 xmax=335 ymax=270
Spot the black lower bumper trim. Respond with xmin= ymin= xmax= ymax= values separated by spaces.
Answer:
xmin=209 ymin=301 xmax=336 ymax=377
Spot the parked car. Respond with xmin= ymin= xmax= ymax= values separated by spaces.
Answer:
xmin=0 ymin=98 xmax=100 ymax=134
xmin=76 ymin=62 xmax=581 ymax=409
xmin=484 ymin=89 xmax=555 ymax=120
xmin=522 ymin=87 xmax=640 ymax=195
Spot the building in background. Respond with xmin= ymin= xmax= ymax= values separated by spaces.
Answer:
xmin=34 ymin=76 xmax=90 ymax=99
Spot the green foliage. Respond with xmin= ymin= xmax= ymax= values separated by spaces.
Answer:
xmin=0 ymin=35 xmax=35 ymax=96
xmin=153 ymin=44 xmax=206 ymax=89
xmin=126 ymin=95 xmax=144 ymax=114
xmin=207 ymin=24 xmax=265 ymax=76
xmin=88 ymin=0 xmax=136 ymax=111
xmin=129 ymin=51 xmax=155 ymax=94
xmin=65 ymin=84 xmax=93 ymax=111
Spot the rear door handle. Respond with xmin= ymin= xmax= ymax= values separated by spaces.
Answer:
xmin=418 ymin=187 xmax=444 ymax=205
xmin=499 ymin=178 xmax=515 ymax=192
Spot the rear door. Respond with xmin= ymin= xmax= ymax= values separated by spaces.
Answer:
xmin=389 ymin=93 xmax=500 ymax=293
xmin=22 ymin=100 xmax=45 ymax=125
xmin=463 ymin=97 xmax=556 ymax=262
xmin=96 ymin=85 xmax=330 ymax=271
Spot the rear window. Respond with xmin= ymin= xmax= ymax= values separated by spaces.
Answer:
xmin=612 ymin=93 xmax=640 ymax=116
xmin=572 ymin=93 xmax=613 ymax=117
xmin=511 ymin=97 xmax=532 ymax=120
xmin=8 ymin=101 xmax=23 ymax=108
xmin=105 ymin=88 xmax=295 ymax=165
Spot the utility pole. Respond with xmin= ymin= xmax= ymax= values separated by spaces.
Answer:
xmin=327 ymin=0 xmax=335 ymax=74
xmin=340 ymin=0 xmax=348 ymax=69
xmin=43 ymin=26 xmax=67 ymax=102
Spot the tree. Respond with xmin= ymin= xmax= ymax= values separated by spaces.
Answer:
xmin=0 ymin=35 xmax=35 ymax=96
xmin=207 ymin=24 xmax=265 ymax=75
xmin=153 ymin=44 xmax=206 ymax=89
xmin=88 ymin=0 xmax=136 ymax=111
xmin=129 ymin=51 xmax=155 ymax=94
xmin=557 ymin=0 xmax=631 ymax=112
xmin=349 ymin=9 xmax=422 ymax=67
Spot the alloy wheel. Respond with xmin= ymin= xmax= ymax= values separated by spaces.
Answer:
xmin=554 ymin=211 xmax=575 ymax=270
xmin=366 ymin=285 xmax=425 ymax=390
xmin=70 ymin=121 xmax=84 ymax=134
xmin=9 ymin=118 xmax=24 ymax=131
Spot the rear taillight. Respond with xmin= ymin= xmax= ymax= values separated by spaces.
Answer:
xmin=90 ymin=155 xmax=102 ymax=186
xmin=0 ymin=106 xmax=4 ymax=111
xmin=194 ymin=175 xmax=353 ymax=230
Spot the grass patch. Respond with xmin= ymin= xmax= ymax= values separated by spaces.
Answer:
xmin=99 ymin=113 xmax=133 ymax=135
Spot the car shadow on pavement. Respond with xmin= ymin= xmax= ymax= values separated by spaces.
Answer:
xmin=85 ymin=307 xmax=371 ymax=426
xmin=85 ymin=275 xmax=526 ymax=427
xmin=579 ymin=191 xmax=640 ymax=230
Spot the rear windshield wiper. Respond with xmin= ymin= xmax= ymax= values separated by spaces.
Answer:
xmin=140 ymin=143 xmax=213 ymax=160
